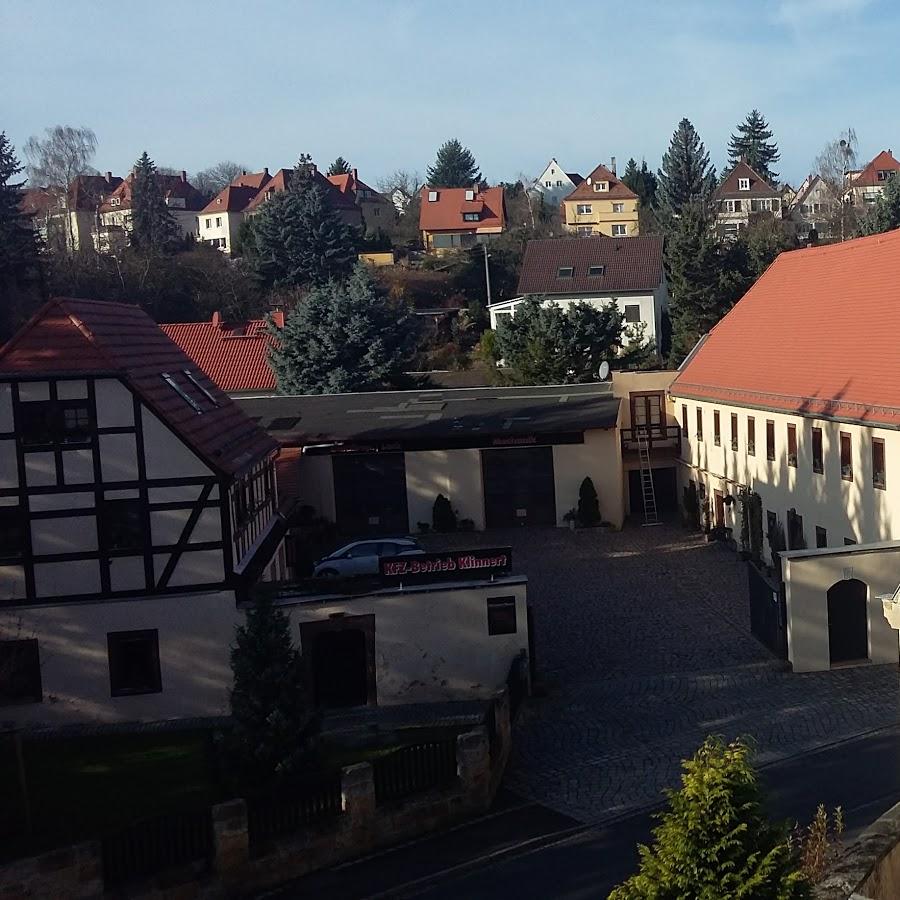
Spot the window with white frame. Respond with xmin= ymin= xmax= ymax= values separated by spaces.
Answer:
xmin=612 ymin=224 xmax=627 ymax=236
xmin=576 ymin=203 xmax=592 ymax=214
xmin=738 ymin=177 xmax=750 ymax=190
xmin=215 ymin=216 xmax=222 ymax=227
xmin=576 ymin=226 xmax=593 ymax=236
xmin=593 ymin=181 xmax=609 ymax=192
xmin=612 ymin=202 xmax=624 ymax=212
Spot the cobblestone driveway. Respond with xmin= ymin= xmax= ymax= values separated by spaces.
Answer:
xmin=425 ymin=523 xmax=900 ymax=824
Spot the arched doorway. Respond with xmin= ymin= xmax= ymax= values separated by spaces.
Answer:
xmin=301 ymin=614 xmax=377 ymax=708
xmin=827 ymin=578 xmax=868 ymax=664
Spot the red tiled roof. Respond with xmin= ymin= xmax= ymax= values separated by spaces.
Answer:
xmin=327 ymin=170 xmax=385 ymax=202
xmin=18 ymin=187 xmax=54 ymax=217
xmin=98 ymin=172 xmax=205 ymax=213
xmin=232 ymin=170 xmax=271 ymax=190
xmin=852 ymin=150 xmax=900 ymax=187
xmin=563 ymin=164 xmax=637 ymax=202
xmin=160 ymin=312 xmax=284 ymax=393
xmin=516 ymin=235 xmax=664 ymax=295
xmin=245 ymin=167 xmax=358 ymax=213
xmin=714 ymin=160 xmax=777 ymax=200
xmin=671 ymin=228 xmax=900 ymax=426
xmin=418 ymin=186 xmax=506 ymax=233
xmin=0 ymin=299 xmax=277 ymax=475
xmin=199 ymin=185 xmax=260 ymax=214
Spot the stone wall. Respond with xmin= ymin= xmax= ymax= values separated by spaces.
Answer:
xmin=0 ymin=696 xmax=508 ymax=899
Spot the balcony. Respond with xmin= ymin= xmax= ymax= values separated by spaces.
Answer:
xmin=620 ymin=425 xmax=681 ymax=454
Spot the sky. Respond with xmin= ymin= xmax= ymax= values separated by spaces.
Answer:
xmin=2 ymin=0 xmax=898 ymax=189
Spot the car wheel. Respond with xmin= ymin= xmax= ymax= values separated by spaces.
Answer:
xmin=317 ymin=568 xmax=339 ymax=577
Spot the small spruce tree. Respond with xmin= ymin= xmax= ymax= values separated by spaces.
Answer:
xmin=130 ymin=151 xmax=178 ymax=252
xmin=227 ymin=595 xmax=317 ymax=786
xmin=657 ymin=118 xmax=717 ymax=218
xmin=426 ymin=139 xmax=481 ymax=187
xmin=577 ymin=477 xmax=601 ymax=526
xmin=609 ymin=737 xmax=809 ymax=900
xmin=728 ymin=109 xmax=781 ymax=184
xmin=327 ymin=156 xmax=352 ymax=176
xmin=432 ymin=494 xmax=457 ymax=532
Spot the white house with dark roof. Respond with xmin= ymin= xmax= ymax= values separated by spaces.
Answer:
xmin=0 ymin=298 xmax=286 ymax=725
xmin=487 ymin=235 xmax=669 ymax=348
xmin=713 ymin=160 xmax=781 ymax=238
xmin=530 ymin=158 xmax=584 ymax=211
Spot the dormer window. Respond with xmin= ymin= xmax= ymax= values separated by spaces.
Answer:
xmin=588 ymin=265 xmax=605 ymax=277
xmin=557 ymin=266 xmax=574 ymax=278
xmin=465 ymin=189 xmax=475 ymax=201
xmin=593 ymin=181 xmax=609 ymax=192
xmin=738 ymin=177 xmax=750 ymax=191
xmin=463 ymin=212 xmax=480 ymax=221
xmin=428 ymin=190 xmax=439 ymax=202
xmin=877 ymin=170 xmax=895 ymax=181
xmin=111 ymin=197 xmax=121 ymax=206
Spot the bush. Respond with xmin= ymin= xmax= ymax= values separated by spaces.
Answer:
xmin=432 ymin=494 xmax=457 ymax=532
xmin=577 ymin=477 xmax=601 ymax=527
xmin=609 ymin=737 xmax=809 ymax=900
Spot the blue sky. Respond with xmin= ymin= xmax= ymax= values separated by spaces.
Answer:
xmin=2 ymin=0 xmax=897 ymax=188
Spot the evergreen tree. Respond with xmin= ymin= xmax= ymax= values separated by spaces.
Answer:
xmin=577 ymin=477 xmax=601 ymax=526
xmin=253 ymin=164 xmax=357 ymax=288
xmin=622 ymin=158 xmax=658 ymax=208
xmin=129 ymin=151 xmax=178 ymax=252
xmin=856 ymin=175 xmax=900 ymax=236
xmin=728 ymin=109 xmax=780 ymax=183
xmin=426 ymin=139 xmax=481 ymax=187
xmin=327 ymin=156 xmax=352 ymax=176
xmin=609 ymin=737 xmax=809 ymax=900
xmin=0 ymin=132 xmax=43 ymax=340
xmin=268 ymin=264 xmax=418 ymax=393
xmin=226 ymin=595 xmax=317 ymax=786
xmin=657 ymin=119 xmax=717 ymax=218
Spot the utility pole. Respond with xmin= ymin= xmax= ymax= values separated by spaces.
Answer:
xmin=482 ymin=242 xmax=492 ymax=306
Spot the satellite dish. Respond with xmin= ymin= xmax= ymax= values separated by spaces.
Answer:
xmin=598 ymin=361 xmax=610 ymax=380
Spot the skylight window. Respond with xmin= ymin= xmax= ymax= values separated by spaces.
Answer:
xmin=588 ymin=265 xmax=605 ymax=276
xmin=161 ymin=373 xmax=203 ymax=414
xmin=183 ymin=370 xmax=219 ymax=407
xmin=557 ymin=266 xmax=574 ymax=278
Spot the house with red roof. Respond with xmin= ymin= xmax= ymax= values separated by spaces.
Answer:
xmin=560 ymin=159 xmax=639 ymax=237
xmin=846 ymin=149 xmax=900 ymax=208
xmin=671 ymin=228 xmax=900 ymax=672
xmin=98 ymin=170 xmax=206 ymax=250
xmin=0 ymin=298 xmax=286 ymax=725
xmin=327 ymin=167 xmax=391 ymax=236
xmin=712 ymin=160 xmax=781 ymax=238
xmin=418 ymin=185 xmax=506 ymax=253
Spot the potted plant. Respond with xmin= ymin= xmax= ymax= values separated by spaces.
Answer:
xmin=563 ymin=508 xmax=578 ymax=530
xmin=577 ymin=477 xmax=601 ymax=527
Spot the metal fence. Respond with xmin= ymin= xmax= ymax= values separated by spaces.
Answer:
xmin=373 ymin=740 xmax=457 ymax=806
xmin=747 ymin=562 xmax=788 ymax=660
xmin=101 ymin=807 xmax=213 ymax=889
xmin=247 ymin=773 xmax=343 ymax=851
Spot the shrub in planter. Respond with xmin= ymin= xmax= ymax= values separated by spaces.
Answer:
xmin=432 ymin=493 xmax=457 ymax=532
xmin=458 ymin=518 xmax=475 ymax=532
xmin=563 ymin=508 xmax=578 ymax=529
xmin=577 ymin=477 xmax=601 ymax=527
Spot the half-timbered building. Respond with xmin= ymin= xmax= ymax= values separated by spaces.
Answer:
xmin=0 ymin=298 xmax=286 ymax=724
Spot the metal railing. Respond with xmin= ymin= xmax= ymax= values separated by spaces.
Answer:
xmin=620 ymin=425 xmax=681 ymax=451
xmin=373 ymin=740 xmax=457 ymax=806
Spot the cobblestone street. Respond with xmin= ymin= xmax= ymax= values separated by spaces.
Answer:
xmin=427 ymin=523 xmax=900 ymax=824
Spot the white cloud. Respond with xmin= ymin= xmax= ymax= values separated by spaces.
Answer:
xmin=772 ymin=0 xmax=872 ymax=28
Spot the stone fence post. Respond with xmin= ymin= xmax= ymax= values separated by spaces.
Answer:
xmin=456 ymin=729 xmax=490 ymax=813
xmin=341 ymin=762 xmax=377 ymax=853
xmin=212 ymin=798 xmax=249 ymax=882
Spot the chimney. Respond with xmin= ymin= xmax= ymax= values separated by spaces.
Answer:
xmin=610 ymin=156 xmax=617 ymax=176
xmin=211 ymin=311 xmax=221 ymax=327
xmin=181 ymin=170 xmax=187 ymax=183
xmin=241 ymin=169 xmax=247 ymax=176
xmin=263 ymin=167 xmax=269 ymax=177
xmin=105 ymin=171 xmax=112 ymax=184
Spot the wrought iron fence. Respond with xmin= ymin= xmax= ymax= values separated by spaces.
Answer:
xmin=373 ymin=740 xmax=457 ymax=806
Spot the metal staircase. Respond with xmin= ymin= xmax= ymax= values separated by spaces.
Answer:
xmin=636 ymin=427 xmax=660 ymax=526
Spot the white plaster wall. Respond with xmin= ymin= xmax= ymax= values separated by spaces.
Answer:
xmin=0 ymin=590 xmax=240 ymax=725
xmin=154 ymin=549 xmax=224 ymax=587
xmin=674 ymin=397 xmax=900 ymax=553
xmin=18 ymin=382 xmax=50 ymax=402
xmin=95 ymin=378 xmax=134 ymax=428
xmin=31 ymin=516 xmax=98 ymax=555
xmin=285 ymin=579 xmax=529 ymax=704
xmin=783 ymin=547 xmax=900 ymax=672
xmin=405 ymin=449 xmax=486 ymax=531
xmin=0 ymin=440 xmax=16 ymax=488
xmin=553 ymin=427 xmax=624 ymax=528
xmin=57 ymin=380 xmax=88 ymax=400
xmin=25 ymin=453 xmax=56 ymax=487
xmin=297 ymin=454 xmax=336 ymax=521
xmin=99 ymin=433 xmax=139 ymax=482
xmin=62 ymin=448 xmax=94 ymax=485
xmin=141 ymin=407 xmax=211 ymax=479
xmin=34 ymin=559 xmax=101 ymax=597
xmin=0 ymin=565 xmax=25 ymax=600
xmin=0 ymin=382 xmax=14 ymax=430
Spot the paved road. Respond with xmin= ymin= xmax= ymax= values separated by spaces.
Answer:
xmin=427 ymin=523 xmax=900 ymax=823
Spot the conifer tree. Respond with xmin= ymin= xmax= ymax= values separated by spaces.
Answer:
xmin=268 ymin=264 xmax=417 ymax=394
xmin=609 ymin=737 xmax=809 ymax=900
xmin=253 ymin=160 xmax=357 ymax=288
xmin=728 ymin=109 xmax=780 ymax=183
xmin=327 ymin=156 xmax=352 ymax=176
xmin=129 ymin=151 xmax=178 ymax=252
xmin=856 ymin=175 xmax=900 ymax=236
xmin=426 ymin=139 xmax=481 ymax=187
xmin=226 ymin=595 xmax=317 ymax=786
xmin=622 ymin=158 xmax=658 ymax=208
xmin=0 ymin=132 xmax=43 ymax=340
xmin=657 ymin=119 xmax=717 ymax=218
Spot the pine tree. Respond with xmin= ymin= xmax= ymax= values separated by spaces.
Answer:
xmin=426 ymin=139 xmax=481 ymax=187
xmin=129 ymin=151 xmax=178 ymax=252
xmin=856 ymin=175 xmax=900 ymax=236
xmin=268 ymin=264 xmax=418 ymax=393
xmin=609 ymin=737 xmax=809 ymax=900
xmin=728 ymin=109 xmax=780 ymax=183
xmin=657 ymin=119 xmax=717 ymax=218
xmin=622 ymin=158 xmax=658 ymax=208
xmin=226 ymin=595 xmax=317 ymax=786
xmin=0 ymin=132 xmax=43 ymax=340
xmin=327 ymin=156 xmax=352 ymax=176
xmin=253 ymin=165 xmax=357 ymax=288
xmin=577 ymin=477 xmax=601 ymax=526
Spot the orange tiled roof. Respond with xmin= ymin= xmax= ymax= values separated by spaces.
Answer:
xmin=562 ymin=163 xmax=637 ymax=202
xmin=671 ymin=228 xmax=900 ymax=426
xmin=418 ymin=186 xmax=506 ymax=233
xmin=852 ymin=150 xmax=900 ymax=187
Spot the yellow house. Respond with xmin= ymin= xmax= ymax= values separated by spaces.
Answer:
xmin=561 ymin=161 xmax=639 ymax=237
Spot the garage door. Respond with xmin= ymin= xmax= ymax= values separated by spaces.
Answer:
xmin=332 ymin=453 xmax=408 ymax=535
xmin=482 ymin=446 xmax=556 ymax=528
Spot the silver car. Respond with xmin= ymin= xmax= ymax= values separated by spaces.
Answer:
xmin=313 ymin=538 xmax=425 ymax=577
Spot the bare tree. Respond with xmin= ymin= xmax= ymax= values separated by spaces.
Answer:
xmin=814 ymin=128 xmax=859 ymax=240
xmin=376 ymin=170 xmax=423 ymax=214
xmin=192 ymin=160 xmax=249 ymax=201
xmin=23 ymin=125 xmax=98 ymax=251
